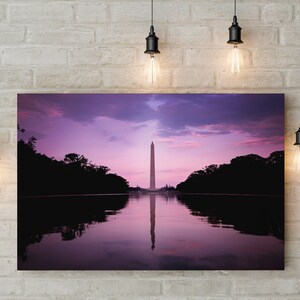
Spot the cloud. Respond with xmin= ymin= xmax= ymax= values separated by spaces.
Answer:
xmin=18 ymin=94 xmax=156 ymax=123
xmin=237 ymin=136 xmax=284 ymax=147
xmin=155 ymin=94 xmax=284 ymax=139
xmin=18 ymin=93 xmax=284 ymax=142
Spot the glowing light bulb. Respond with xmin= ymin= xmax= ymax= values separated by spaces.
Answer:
xmin=147 ymin=54 xmax=160 ymax=84
xmin=231 ymin=45 xmax=240 ymax=74
xmin=293 ymin=148 xmax=300 ymax=172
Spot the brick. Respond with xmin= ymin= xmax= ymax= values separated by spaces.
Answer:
xmin=163 ymin=280 xmax=231 ymax=296
xmin=0 ymin=145 xmax=17 ymax=167
xmin=3 ymin=47 xmax=67 ymax=66
xmin=3 ymin=297 xmax=55 ymax=300
xmin=0 ymin=5 xmax=5 ymax=22
xmin=0 ymin=258 xmax=16 ymax=276
xmin=132 ymin=270 xmax=184 ymax=279
xmin=295 ymin=5 xmax=300 ymax=22
xmin=0 ymin=69 xmax=33 ymax=88
xmin=3 ymin=184 xmax=17 ymax=203
xmin=286 ymin=223 xmax=300 ymax=240
xmin=154 ymin=48 xmax=183 ymax=67
xmin=233 ymin=279 xmax=300 ymax=295
xmin=0 ymin=111 xmax=16 ymax=128
xmin=192 ymin=3 xmax=260 ymax=21
xmin=286 ymin=259 xmax=300 ymax=273
xmin=25 ymin=279 xmax=90 ymax=296
xmin=217 ymin=70 xmax=283 ymax=89
xmin=0 ymin=278 xmax=23 ymax=295
xmin=11 ymin=129 xmax=17 ymax=144
xmin=0 ymin=130 xmax=10 ymax=144
xmin=10 ymin=4 xmax=74 ymax=23
xmin=230 ymin=297 xmax=300 ymax=300
xmin=70 ymin=47 xmax=136 ymax=66
xmin=76 ymin=3 xmax=108 ymax=23
xmin=286 ymin=205 xmax=300 ymax=222
xmin=253 ymin=48 xmax=300 ymax=68
xmin=0 ymin=203 xmax=16 ymax=221
xmin=286 ymin=108 xmax=300 ymax=128
xmin=109 ymin=3 xmax=148 ymax=22
xmin=243 ymin=26 xmax=278 ymax=46
xmin=286 ymin=70 xmax=300 ymax=88
xmin=0 ymin=93 xmax=15 ymax=107
xmin=1 ymin=167 xmax=17 ymax=185
xmin=167 ymin=25 xmax=212 ymax=45
xmin=0 ymin=241 xmax=16 ymax=257
xmin=214 ymin=26 xmax=278 ymax=46
xmin=282 ymin=26 xmax=300 ymax=46
xmin=262 ymin=4 xmax=293 ymax=24
xmin=35 ymin=69 xmax=102 ymax=88
xmin=0 ymin=222 xmax=10 ymax=239
xmin=0 ymin=25 xmax=25 ymax=44
xmin=96 ymin=23 xmax=164 ymax=45
xmin=103 ymin=67 xmax=145 ymax=88
xmin=110 ymin=2 xmax=190 ymax=23
xmin=89 ymin=280 xmax=161 ymax=296
xmin=286 ymin=241 xmax=300 ymax=258
xmin=186 ymin=48 xmax=251 ymax=68
xmin=285 ymin=152 xmax=300 ymax=185
xmin=285 ymin=128 xmax=297 ymax=152
xmin=28 ymin=26 xmax=94 ymax=45
xmin=285 ymin=183 xmax=299 ymax=203
xmin=285 ymin=91 xmax=300 ymax=107
xmin=55 ymin=297 xmax=90 ymax=300
xmin=172 ymin=69 xmax=214 ymax=88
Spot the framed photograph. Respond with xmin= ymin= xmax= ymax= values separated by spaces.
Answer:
xmin=18 ymin=94 xmax=284 ymax=270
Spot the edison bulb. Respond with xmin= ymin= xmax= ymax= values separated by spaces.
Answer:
xmin=231 ymin=45 xmax=240 ymax=74
xmin=293 ymin=149 xmax=300 ymax=172
xmin=146 ymin=54 xmax=160 ymax=84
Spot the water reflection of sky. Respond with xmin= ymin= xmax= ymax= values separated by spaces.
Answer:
xmin=18 ymin=193 xmax=284 ymax=270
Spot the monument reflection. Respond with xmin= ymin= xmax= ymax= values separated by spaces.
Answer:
xmin=150 ymin=194 xmax=156 ymax=250
xmin=18 ymin=192 xmax=283 ymax=270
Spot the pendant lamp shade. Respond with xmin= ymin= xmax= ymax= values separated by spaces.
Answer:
xmin=145 ymin=25 xmax=160 ymax=54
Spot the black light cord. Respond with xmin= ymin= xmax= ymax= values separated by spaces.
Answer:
xmin=151 ymin=0 xmax=153 ymax=26
xmin=234 ymin=0 xmax=237 ymax=15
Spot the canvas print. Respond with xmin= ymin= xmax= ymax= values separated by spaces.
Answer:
xmin=18 ymin=94 xmax=284 ymax=270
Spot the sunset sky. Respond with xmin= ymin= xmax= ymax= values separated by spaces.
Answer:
xmin=18 ymin=94 xmax=284 ymax=188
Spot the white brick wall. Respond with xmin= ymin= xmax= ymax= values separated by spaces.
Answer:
xmin=0 ymin=0 xmax=299 ymax=299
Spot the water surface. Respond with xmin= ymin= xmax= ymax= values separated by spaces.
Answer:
xmin=18 ymin=193 xmax=284 ymax=270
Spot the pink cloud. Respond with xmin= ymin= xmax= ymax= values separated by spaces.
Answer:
xmin=237 ymin=136 xmax=284 ymax=147
xmin=169 ymin=142 xmax=199 ymax=149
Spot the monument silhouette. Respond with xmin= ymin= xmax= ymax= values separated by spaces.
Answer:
xmin=150 ymin=142 xmax=156 ymax=190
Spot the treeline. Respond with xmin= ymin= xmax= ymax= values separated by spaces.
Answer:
xmin=18 ymin=195 xmax=129 ymax=261
xmin=177 ymin=151 xmax=284 ymax=195
xmin=18 ymin=133 xmax=129 ymax=196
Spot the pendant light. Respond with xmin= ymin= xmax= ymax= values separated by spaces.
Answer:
xmin=144 ymin=0 xmax=160 ymax=84
xmin=294 ymin=127 xmax=300 ymax=146
xmin=227 ymin=0 xmax=243 ymax=74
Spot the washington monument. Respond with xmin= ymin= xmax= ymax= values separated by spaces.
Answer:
xmin=150 ymin=142 xmax=156 ymax=189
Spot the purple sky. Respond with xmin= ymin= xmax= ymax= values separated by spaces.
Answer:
xmin=18 ymin=94 xmax=284 ymax=188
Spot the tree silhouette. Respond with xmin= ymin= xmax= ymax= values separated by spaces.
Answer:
xmin=64 ymin=153 xmax=88 ymax=167
xmin=177 ymin=151 xmax=284 ymax=195
xmin=18 ymin=130 xmax=129 ymax=196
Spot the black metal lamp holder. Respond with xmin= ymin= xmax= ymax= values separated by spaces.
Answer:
xmin=227 ymin=15 xmax=243 ymax=44
xmin=145 ymin=0 xmax=160 ymax=55
xmin=227 ymin=0 xmax=243 ymax=45
xmin=145 ymin=25 xmax=160 ymax=54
